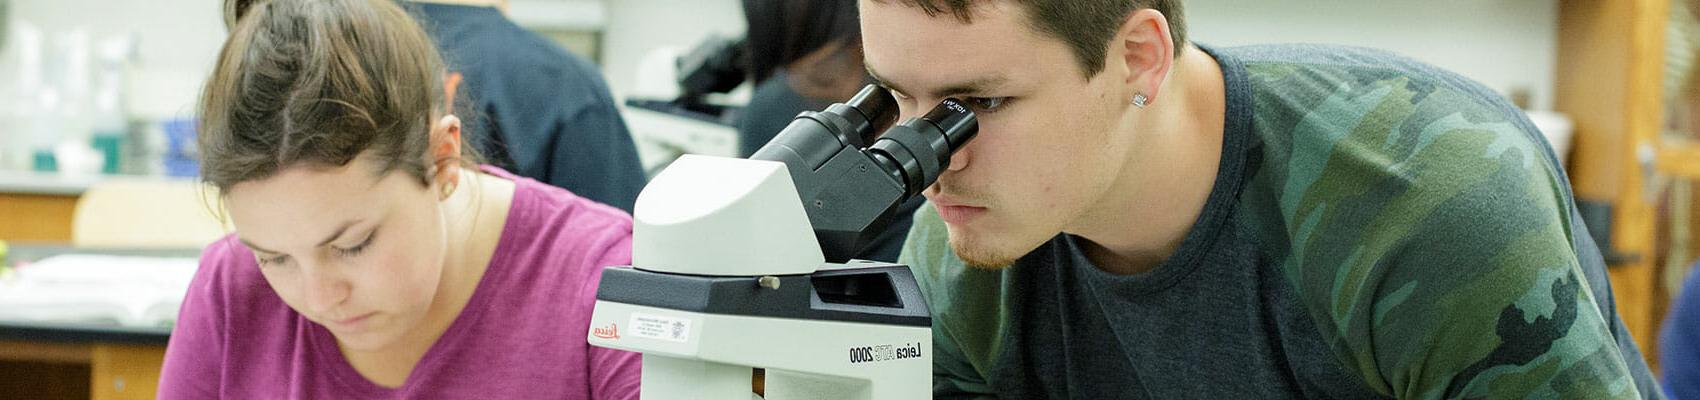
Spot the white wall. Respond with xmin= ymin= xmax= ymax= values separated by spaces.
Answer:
xmin=3 ymin=0 xmax=607 ymax=121
xmin=1187 ymin=0 xmax=1558 ymax=110
xmin=8 ymin=0 xmax=226 ymax=121
xmin=3 ymin=0 xmax=1560 ymax=117
xmin=598 ymin=0 xmax=1559 ymax=111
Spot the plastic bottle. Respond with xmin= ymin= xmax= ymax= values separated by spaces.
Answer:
xmin=91 ymin=34 xmax=136 ymax=175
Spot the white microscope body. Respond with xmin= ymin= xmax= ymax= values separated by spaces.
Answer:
xmin=587 ymin=86 xmax=978 ymax=400
xmin=588 ymin=155 xmax=931 ymax=400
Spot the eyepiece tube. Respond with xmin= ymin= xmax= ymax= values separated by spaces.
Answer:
xmin=867 ymin=98 xmax=979 ymax=198
xmin=922 ymin=98 xmax=977 ymax=152
xmin=751 ymin=86 xmax=898 ymax=168
xmin=846 ymin=84 xmax=898 ymax=136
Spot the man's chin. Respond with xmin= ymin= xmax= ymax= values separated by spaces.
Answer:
xmin=946 ymin=232 xmax=1022 ymax=270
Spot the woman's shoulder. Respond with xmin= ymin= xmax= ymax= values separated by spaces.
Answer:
xmin=189 ymin=235 xmax=293 ymax=315
xmin=172 ymin=234 xmax=300 ymax=356
xmin=493 ymin=167 xmax=634 ymax=264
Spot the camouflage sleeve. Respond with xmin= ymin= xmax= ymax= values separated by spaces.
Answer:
xmin=900 ymin=202 xmax=1000 ymax=399
xmin=1281 ymin=79 xmax=1651 ymax=398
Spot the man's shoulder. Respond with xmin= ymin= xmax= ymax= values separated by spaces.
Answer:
xmin=1227 ymin=43 xmax=1565 ymax=228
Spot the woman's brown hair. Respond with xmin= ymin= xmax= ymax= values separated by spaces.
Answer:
xmin=200 ymin=0 xmax=462 ymax=192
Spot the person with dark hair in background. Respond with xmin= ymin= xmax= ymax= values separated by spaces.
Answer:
xmin=407 ymin=0 xmax=647 ymax=212
xmin=738 ymin=0 xmax=865 ymax=158
xmin=737 ymin=0 xmax=918 ymax=262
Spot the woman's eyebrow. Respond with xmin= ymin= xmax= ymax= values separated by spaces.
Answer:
xmin=237 ymin=218 xmax=365 ymax=254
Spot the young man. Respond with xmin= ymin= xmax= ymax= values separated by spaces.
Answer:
xmin=863 ymin=0 xmax=1663 ymax=398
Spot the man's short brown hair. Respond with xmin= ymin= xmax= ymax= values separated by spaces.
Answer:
xmin=876 ymin=0 xmax=1186 ymax=78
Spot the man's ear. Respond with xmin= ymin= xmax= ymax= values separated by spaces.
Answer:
xmin=1111 ymin=8 xmax=1176 ymax=105
xmin=429 ymin=115 xmax=464 ymax=198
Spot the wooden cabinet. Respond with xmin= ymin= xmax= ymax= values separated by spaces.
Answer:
xmin=0 ymin=340 xmax=167 ymax=400
xmin=1559 ymin=0 xmax=1698 ymax=372
xmin=0 ymin=193 xmax=77 ymax=242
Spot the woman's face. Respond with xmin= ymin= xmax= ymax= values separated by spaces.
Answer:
xmin=225 ymin=155 xmax=449 ymax=352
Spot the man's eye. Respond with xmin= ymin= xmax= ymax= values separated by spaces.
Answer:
xmin=965 ymin=97 xmax=1010 ymax=113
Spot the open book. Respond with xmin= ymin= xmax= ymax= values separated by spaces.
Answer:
xmin=0 ymin=254 xmax=198 ymax=328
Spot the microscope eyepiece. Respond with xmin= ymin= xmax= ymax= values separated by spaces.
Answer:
xmin=846 ymin=85 xmax=898 ymax=140
xmin=746 ymin=84 xmax=978 ymax=262
xmin=867 ymin=98 xmax=979 ymax=198
xmin=921 ymin=98 xmax=977 ymax=152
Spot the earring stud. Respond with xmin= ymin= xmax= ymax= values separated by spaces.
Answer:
xmin=1131 ymin=92 xmax=1149 ymax=108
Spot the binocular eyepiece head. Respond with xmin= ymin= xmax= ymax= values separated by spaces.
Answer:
xmin=842 ymin=85 xmax=979 ymax=198
xmin=745 ymin=84 xmax=980 ymax=262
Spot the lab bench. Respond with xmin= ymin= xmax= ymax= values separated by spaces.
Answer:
xmin=0 ymin=245 xmax=198 ymax=400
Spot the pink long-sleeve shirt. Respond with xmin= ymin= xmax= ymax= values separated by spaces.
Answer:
xmin=158 ymin=167 xmax=641 ymax=399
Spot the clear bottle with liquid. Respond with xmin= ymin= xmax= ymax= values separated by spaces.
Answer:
xmin=91 ymin=34 xmax=136 ymax=175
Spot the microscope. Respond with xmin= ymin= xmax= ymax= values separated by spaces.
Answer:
xmin=587 ymin=85 xmax=977 ymax=400
xmin=623 ymin=35 xmax=748 ymax=175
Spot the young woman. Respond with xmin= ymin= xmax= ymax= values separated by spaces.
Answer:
xmin=158 ymin=0 xmax=640 ymax=397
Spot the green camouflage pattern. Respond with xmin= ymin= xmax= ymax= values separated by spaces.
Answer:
xmin=902 ymin=45 xmax=1660 ymax=399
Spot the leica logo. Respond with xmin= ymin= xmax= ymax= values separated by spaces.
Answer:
xmin=593 ymin=323 xmax=620 ymax=340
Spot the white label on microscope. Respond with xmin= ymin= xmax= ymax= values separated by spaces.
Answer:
xmin=630 ymin=313 xmax=691 ymax=342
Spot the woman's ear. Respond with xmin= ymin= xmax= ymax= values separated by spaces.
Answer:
xmin=1111 ymin=8 xmax=1176 ymax=106
xmin=444 ymin=72 xmax=463 ymax=115
xmin=430 ymin=114 xmax=464 ymax=200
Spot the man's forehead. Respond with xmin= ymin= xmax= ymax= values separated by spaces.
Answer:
xmin=870 ymin=2 xmax=1040 ymax=79
xmin=860 ymin=0 xmax=1017 ymax=23
xmin=860 ymin=0 xmax=1058 ymax=96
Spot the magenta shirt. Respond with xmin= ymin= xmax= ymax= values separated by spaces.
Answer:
xmin=158 ymin=167 xmax=641 ymax=399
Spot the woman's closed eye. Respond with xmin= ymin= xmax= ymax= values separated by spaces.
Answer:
xmin=258 ymin=253 xmax=291 ymax=267
xmin=335 ymin=231 xmax=377 ymax=258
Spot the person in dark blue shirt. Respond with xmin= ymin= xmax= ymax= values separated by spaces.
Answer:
xmin=1664 ymin=264 xmax=1700 ymax=400
xmin=410 ymin=1 xmax=646 ymax=212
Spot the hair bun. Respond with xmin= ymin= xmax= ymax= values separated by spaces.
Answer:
xmin=223 ymin=0 xmax=268 ymax=30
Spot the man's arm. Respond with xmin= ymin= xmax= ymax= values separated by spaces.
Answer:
xmin=1284 ymin=98 xmax=1659 ymax=398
